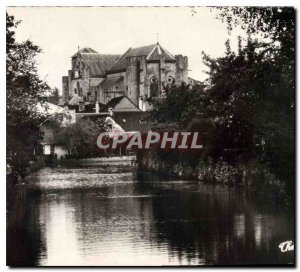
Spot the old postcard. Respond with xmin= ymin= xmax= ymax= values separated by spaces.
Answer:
xmin=6 ymin=6 xmax=295 ymax=266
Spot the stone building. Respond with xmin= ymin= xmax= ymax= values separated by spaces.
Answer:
xmin=62 ymin=47 xmax=120 ymax=103
xmin=62 ymin=43 xmax=190 ymax=111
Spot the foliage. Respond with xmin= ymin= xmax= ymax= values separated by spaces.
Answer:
xmin=46 ymin=87 xmax=60 ymax=105
xmin=214 ymin=6 xmax=295 ymax=193
xmin=215 ymin=7 xmax=295 ymax=64
xmin=6 ymin=13 xmax=50 ymax=182
xmin=149 ymin=7 xmax=294 ymax=197
xmin=54 ymin=118 xmax=105 ymax=158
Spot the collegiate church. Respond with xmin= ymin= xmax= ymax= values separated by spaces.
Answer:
xmin=62 ymin=43 xmax=194 ymax=111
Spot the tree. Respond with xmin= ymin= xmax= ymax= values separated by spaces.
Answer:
xmin=46 ymin=87 xmax=60 ymax=105
xmin=149 ymin=32 xmax=294 ymax=193
xmin=54 ymin=118 xmax=105 ymax=158
xmin=214 ymin=7 xmax=295 ymax=194
xmin=148 ymin=83 xmax=216 ymax=165
xmin=6 ymin=13 xmax=50 ymax=182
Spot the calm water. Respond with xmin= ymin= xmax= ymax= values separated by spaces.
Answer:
xmin=7 ymin=166 xmax=294 ymax=266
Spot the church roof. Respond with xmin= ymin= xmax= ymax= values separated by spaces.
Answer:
xmin=71 ymin=47 xmax=98 ymax=57
xmin=72 ymin=47 xmax=121 ymax=77
xmin=107 ymin=43 xmax=175 ymax=73
xmin=80 ymin=53 xmax=121 ymax=77
xmin=100 ymin=76 xmax=124 ymax=89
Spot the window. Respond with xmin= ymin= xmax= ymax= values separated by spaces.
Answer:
xmin=77 ymin=82 xmax=82 ymax=96
xmin=150 ymin=77 xmax=159 ymax=97
xmin=139 ymin=119 xmax=147 ymax=124
xmin=74 ymin=88 xmax=77 ymax=94
xmin=167 ymin=76 xmax=175 ymax=84
xmin=50 ymin=144 xmax=55 ymax=155
xmin=150 ymin=77 xmax=158 ymax=84
xmin=79 ymin=102 xmax=85 ymax=112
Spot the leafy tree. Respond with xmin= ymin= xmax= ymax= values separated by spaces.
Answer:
xmin=148 ymin=83 xmax=216 ymax=166
xmin=6 ymin=13 xmax=50 ymax=182
xmin=46 ymin=87 xmax=60 ymax=105
xmin=214 ymin=7 xmax=295 ymax=193
xmin=149 ymin=83 xmax=208 ymax=128
xmin=54 ymin=118 xmax=105 ymax=158
xmin=216 ymin=7 xmax=295 ymax=63
xmin=150 ymin=34 xmax=294 ymax=194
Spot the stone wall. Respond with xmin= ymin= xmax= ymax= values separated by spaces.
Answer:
xmin=62 ymin=76 xmax=69 ymax=101
xmin=96 ymin=72 xmax=126 ymax=103
xmin=175 ymin=55 xmax=188 ymax=83
xmin=90 ymin=78 xmax=105 ymax=102
xmin=125 ymin=56 xmax=140 ymax=105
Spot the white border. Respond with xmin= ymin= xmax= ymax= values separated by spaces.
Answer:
xmin=1 ymin=1 xmax=299 ymax=271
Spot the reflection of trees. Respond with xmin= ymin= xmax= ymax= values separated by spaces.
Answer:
xmin=7 ymin=174 xmax=293 ymax=266
xmin=145 ymin=181 xmax=294 ymax=265
xmin=7 ymin=187 xmax=46 ymax=266
xmin=62 ymin=185 xmax=155 ymax=256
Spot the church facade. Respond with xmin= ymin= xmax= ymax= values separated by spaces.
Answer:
xmin=62 ymin=43 xmax=190 ymax=111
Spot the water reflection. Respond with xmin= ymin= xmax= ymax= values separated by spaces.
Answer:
xmin=7 ymin=167 xmax=294 ymax=266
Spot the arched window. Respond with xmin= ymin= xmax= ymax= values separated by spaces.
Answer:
xmin=150 ymin=77 xmax=158 ymax=97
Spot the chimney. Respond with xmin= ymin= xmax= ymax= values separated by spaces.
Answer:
xmin=95 ymin=101 xmax=99 ymax=113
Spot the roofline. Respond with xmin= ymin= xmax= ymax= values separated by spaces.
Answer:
xmin=103 ymin=95 xmax=141 ymax=112
xmin=75 ymin=112 xmax=110 ymax=116
xmin=106 ymin=47 xmax=131 ymax=73
xmin=159 ymin=45 xmax=175 ymax=60
xmin=106 ymin=59 xmax=176 ymax=73
xmin=112 ymin=110 xmax=142 ymax=113
xmin=146 ymin=44 xmax=158 ymax=60
xmin=90 ymin=75 xmax=106 ymax=79
xmin=106 ymin=68 xmax=126 ymax=75
xmin=122 ymin=95 xmax=142 ymax=112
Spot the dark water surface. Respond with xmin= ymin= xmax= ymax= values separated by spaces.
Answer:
xmin=7 ymin=166 xmax=294 ymax=266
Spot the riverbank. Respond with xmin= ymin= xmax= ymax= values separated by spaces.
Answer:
xmin=136 ymin=150 xmax=292 ymax=208
xmin=60 ymin=155 xmax=137 ymax=167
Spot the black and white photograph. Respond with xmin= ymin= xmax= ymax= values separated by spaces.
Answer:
xmin=5 ymin=5 xmax=295 ymax=267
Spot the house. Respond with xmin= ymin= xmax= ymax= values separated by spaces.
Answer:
xmin=101 ymin=95 xmax=140 ymax=112
xmin=37 ymin=102 xmax=76 ymax=159
xmin=40 ymin=123 xmax=69 ymax=160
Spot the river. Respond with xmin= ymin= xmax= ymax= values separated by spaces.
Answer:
xmin=7 ymin=165 xmax=294 ymax=266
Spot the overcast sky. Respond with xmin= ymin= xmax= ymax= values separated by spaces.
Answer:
xmin=7 ymin=7 xmax=245 ymax=91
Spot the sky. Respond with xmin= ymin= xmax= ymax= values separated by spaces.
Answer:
xmin=7 ymin=7 xmax=245 ymax=92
